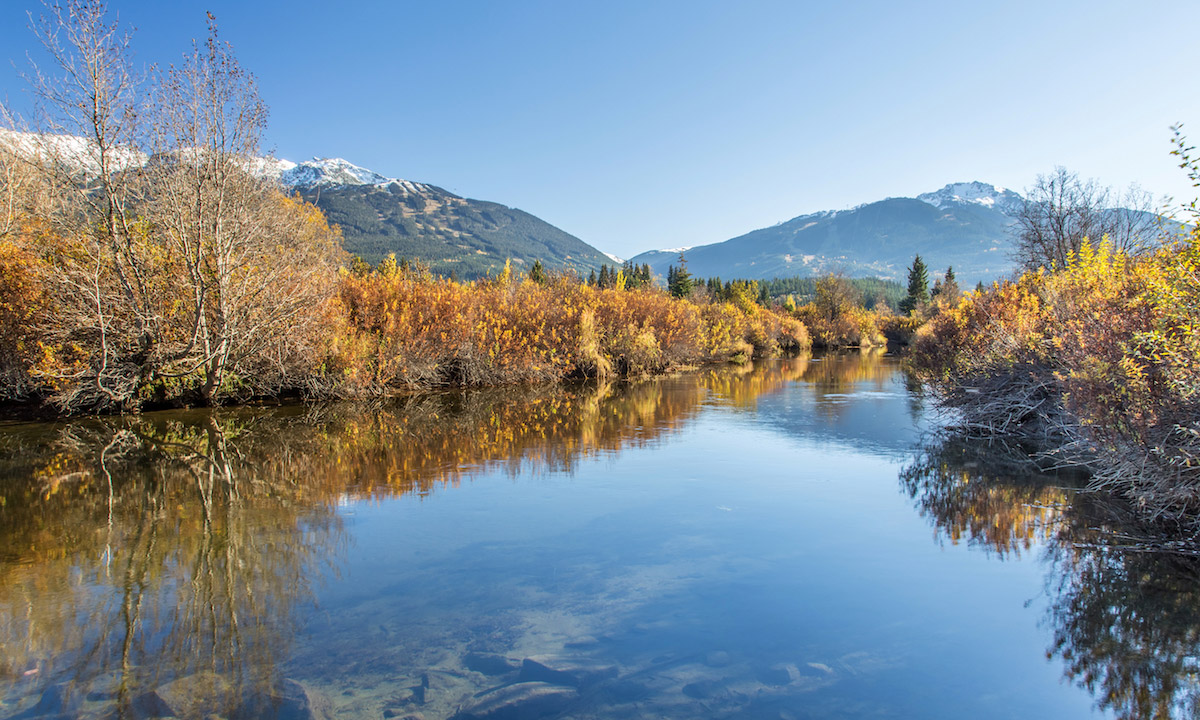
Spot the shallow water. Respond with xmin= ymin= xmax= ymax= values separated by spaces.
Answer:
xmin=1 ymin=353 xmax=1198 ymax=719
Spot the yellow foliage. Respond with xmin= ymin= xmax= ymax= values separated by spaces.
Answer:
xmin=327 ymin=268 xmax=810 ymax=392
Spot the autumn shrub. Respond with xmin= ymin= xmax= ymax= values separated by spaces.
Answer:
xmin=796 ymin=303 xmax=886 ymax=348
xmin=910 ymin=237 xmax=1200 ymax=531
xmin=0 ymin=235 xmax=51 ymax=401
xmin=878 ymin=313 xmax=925 ymax=346
xmin=326 ymin=265 xmax=810 ymax=391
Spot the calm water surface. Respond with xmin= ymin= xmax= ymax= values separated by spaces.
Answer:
xmin=1 ymin=353 xmax=1198 ymax=719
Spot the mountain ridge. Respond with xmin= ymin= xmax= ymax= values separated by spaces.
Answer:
xmin=629 ymin=182 xmax=1024 ymax=287
xmin=0 ymin=128 xmax=612 ymax=280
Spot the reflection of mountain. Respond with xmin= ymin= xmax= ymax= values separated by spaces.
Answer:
xmin=901 ymin=433 xmax=1200 ymax=717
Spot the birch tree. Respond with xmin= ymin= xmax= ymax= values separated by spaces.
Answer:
xmin=147 ymin=15 xmax=343 ymax=401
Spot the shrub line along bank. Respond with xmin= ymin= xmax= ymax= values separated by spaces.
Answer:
xmin=909 ymin=234 xmax=1200 ymax=541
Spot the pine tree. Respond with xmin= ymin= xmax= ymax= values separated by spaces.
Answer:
xmin=668 ymin=255 xmax=693 ymax=298
xmin=622 ymin=260 xmax=640 ymax=289
xmin=899 ymin=254 xmax=929 ymax=315
xmin=939 ymin=266 xmax=960 ymax=303
xmin=529 ymin=259 xmax=547 ymax=284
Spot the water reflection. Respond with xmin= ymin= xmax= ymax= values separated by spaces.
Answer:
xmin=0 ymin=414 xmax=346 ymax=718
xmin=5 ymin=352 xmax=1200 ymax=718
xmin=0 ymin=358 xmax=828 ymax=717
xmin=903 ymin=433 xmax=1200 ymax=718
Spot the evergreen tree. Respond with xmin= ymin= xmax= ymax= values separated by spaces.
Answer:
xmin=899 ymin=254 xmax=930 ymax=315
xmin=587 ymin=269 xmax=597 ymax=286
xmin=529 ymin=259 xmax=547 ymax=284
xmin=939 ymin=265 xmax=960 ymax=303
xmin=668 ymin=255 xmax=693 ymax=298
xmin=622 ymin=260 xmax=641 ymax=289
xmin=598 ymin=264 xmax=611 ymax=289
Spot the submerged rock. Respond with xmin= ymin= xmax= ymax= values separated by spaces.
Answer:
xmin=8 ymin=683 xmax=77 ymax=720
xmin=517 ymin=656 xmax=617 ymax=688
xmin=755 ymin=664 xmax=803 ymax=687
xmin=240 ymin=678 xmax=333 ymax=720
xmin=451 ymin=682 xmax=577 ymax=720
xmin=703 ymin=650 xmax=732 ymax=668
xmin=681 ymin=680 xmax=723 ymax=699
xmin=463 ymin=653 xmax=519 ymax=677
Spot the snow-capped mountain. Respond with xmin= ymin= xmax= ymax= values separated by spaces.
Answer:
xmin=277 ymin=157 xmax=433 ymax=196
xmin=280 ymin=157 xmax=386 ymax=188
xmin=630 ymin=182 xmax=1029 ymax=287
xmin=1 ymin=127 xmax=611 ymax=279
xmin=916 ymin=181 xmax=1024 ymax=216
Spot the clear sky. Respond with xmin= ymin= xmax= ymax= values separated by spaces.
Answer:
xmin=2 ymin=0 xmax=1198 ymax=259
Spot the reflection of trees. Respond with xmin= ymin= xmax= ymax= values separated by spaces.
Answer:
xmin=0 ymin=358 xmax=817 ymax=713
xmin=799 ymin=347 xmax=891 ymax=395
xmin=1045 ymin=495 xmax=1200 ymax=720
xmin=0 ymin=415 xmax=346 ymax=716
xmin=902 ymin=433 xmax=1200 ymax=718
xmin=900 ymin=436 xmax=1078 ymax=558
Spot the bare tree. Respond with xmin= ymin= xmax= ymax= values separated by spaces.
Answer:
xmin=1013 ymin=166 xmax=1160 ymax=271
xmin=146 ymin=15 xmax=343 ymax=401
xmin=22 ymin=0 xmax=162 ymax=409
xmin=8 ymin=3 xmax=344 ymax=410
xmin=0 ymin=125 xmax=48 ymax=241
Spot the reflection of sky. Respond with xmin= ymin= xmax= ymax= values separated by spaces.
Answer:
xmin=319 ymin=362 xmax=1099 ymax=719
xmin=734 ymin=359 xmax=932 ymax=460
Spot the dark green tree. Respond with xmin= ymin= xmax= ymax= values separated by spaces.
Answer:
xmin=529 ymin=259 xmax=547 ymax=284
xmin=899 ymin=254 xmax=930 ymax=315
xmin=668 ymin=254 xmax=693 ymax=298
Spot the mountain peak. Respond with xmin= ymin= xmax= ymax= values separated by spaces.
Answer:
xmin=279 ymin=157 xmax=395 ymax=188
xmin=916 ymin=181 xmax=1023 ymax=215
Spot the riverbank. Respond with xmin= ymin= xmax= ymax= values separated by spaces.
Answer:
xmin=908 ymin=235 xmax=1200 ymax=543
xmin=0 ymin=254 xmax=810 ymax=417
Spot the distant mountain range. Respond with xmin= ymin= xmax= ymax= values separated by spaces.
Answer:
xmin=0 ymin=129 xmax=612 ymax=280
xmin=4 ymin=128 xmax=1168 ymax=288
xmin=630 ymin=182 xmax=1029 ymax=288
xmin=266 ymin=157 xmax=611 ymax=279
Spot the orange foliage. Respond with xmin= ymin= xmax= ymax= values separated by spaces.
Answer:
xmin=326 ymin=262 xmax=810 ymax=393
xmin=910 ymin=238 xmax=1200 ymax=522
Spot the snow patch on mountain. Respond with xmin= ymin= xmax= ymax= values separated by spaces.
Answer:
xmin=279 ymin=157 xmax=391 ymax=188
xmin=277 ymin=157 xmax=432 ymax=194
xmin=917 ymin=181 xmax=1023 ymax=215
xmin=603 ymin=252 xmax=624 ymax=264
xmin=251 ymin=156 xmax=297 ymax=180
xmin=0 ymin=127 xmax=147 ymax=173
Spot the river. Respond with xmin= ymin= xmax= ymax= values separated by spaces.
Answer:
xmin=0 ymin=353 xmax=1196 ymax=719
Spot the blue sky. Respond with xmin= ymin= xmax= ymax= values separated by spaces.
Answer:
xmin=2 ymin=0 xmax=1197 ymax=259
